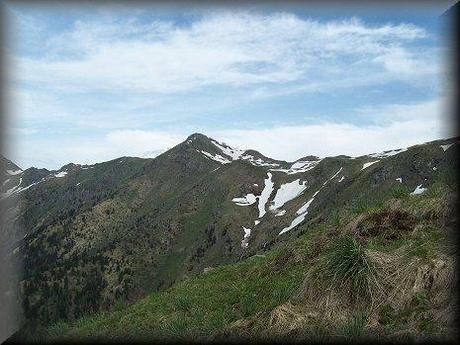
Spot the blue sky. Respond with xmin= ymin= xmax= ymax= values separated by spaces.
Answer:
xmin=4 ymin=1 xmax=456 ymax=169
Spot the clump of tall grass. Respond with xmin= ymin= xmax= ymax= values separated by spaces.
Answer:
xmin=321 ymin=234 xmax=377 ymax=303
xmin=336 ymin=311 xmax=369 ymax=340
xmin=329 ymin=210 xmax=343 ymax=227
xmin=389 ymin=184 xmax=410 ymax=199
xmin=174 ymin=294 xmax=192 ymax=312
xmin=352 ymin=198 xmax=372 ymax=215
xmin=351 ymin=197 xmax=386 ymax=216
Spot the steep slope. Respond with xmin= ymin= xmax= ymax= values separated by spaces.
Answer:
xmin=40 ymin=149 xmax=458 ymax=342
xmin=1 ymin=134 xmax=458 ymax=336
xmin=2 ymin=134 xmax=285 ymax=329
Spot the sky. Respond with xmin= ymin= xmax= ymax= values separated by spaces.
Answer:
xmin=3 ymin=1 xmax=457 ymax=170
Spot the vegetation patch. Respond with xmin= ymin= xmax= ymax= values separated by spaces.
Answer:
xmin=355 ymin=210 xmax=418 ymax=242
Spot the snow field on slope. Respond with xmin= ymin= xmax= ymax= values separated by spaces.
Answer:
xmin=269 ymin=179 xmax=307 ymax=211
xmin=279 ymin=167 xmax=342 ymax=235
xmin=258 ymin=172 xmax=274 ymax=218
xmin=361 ymin=160 xmax=379 ymax=170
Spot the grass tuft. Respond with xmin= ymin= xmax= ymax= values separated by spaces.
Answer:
xmin=321 ymin=234 xmax=376 ymax=303
xmin=389 ymin=184 xmax=410 ymax=199
xmin=337 ymin=311 xmax=369 ymax=340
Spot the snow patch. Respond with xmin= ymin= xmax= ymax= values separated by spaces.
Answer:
xmin=3 ymin=177 xmax=22 ymax=197
xmin=211 ymin=140 xmax=244 ymax=160
xmin=254 ymin=220 xmax=260 ymax=226
xmin=361 ymin=160 xmax=380 ymax=170
xmin=269 ymin=179 xmax=307 ymax=210
xmin=368 ymin=148 xmax=407 ymax=158
xmin=296 ymin=195 xmax=317 ymax=215
xmin=279 ymin=193 xmax=317 ymax=235
xmin=410 ymin=184 xmax=427 ymax=195
xmin=1 ymin=177 xmax=44 ymax=199
xmin=6 ymin=169 xmax=22 ymax=175
xmin=54 ymin=171 xmax=68 ymax=178
xmin=270 ymin=159 xmax=321 ymax=174
xmin=440 ymin=143 xmax=455 ymax=152
xmin=258 ymin=172 xmax=274 ymax=218
xmin=231 ymin=173 xmax=274 ymax=226
xmin=210 ymin=139 xmax=280 ymax=167
xmin=232 ymin=193 xmax=257 ymax=206
xmin=279 ymin=167 xmax=342 ymax=235
xmin=241 ymin=154 xmax=280 ymax=167
xmin=199 ymin=150 xmax=231 ymax=164
xmin=274 ymin=209 xmax=286 ymax=217
xmin=241 ymin=226 xmax=252 ymax=248
xmin=279 ymin=213 xmax=307 ymax=235
xmin=327 ymin=167 xmax=343 ymax=184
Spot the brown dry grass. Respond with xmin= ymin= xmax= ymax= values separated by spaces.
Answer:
xmin=269 ymin=247 xmax=457 ymax=340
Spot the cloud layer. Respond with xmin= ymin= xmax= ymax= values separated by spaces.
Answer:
xmin=12 ymin=97 xmax=450 ymax=169
xmin=16 ymin=12 xmax=438 ymax=94
xmin=6 ymin=7 xmax=449 ymax=169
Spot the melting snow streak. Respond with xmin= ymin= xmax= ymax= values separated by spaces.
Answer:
xmin=279 ymin=167 xmax=342 ymax=235
xmin=361 ymin=161 xmax=379 ymax=170
xmin=258 ymin=172 xmax=274 ymax=218
xmin=241 ymin=226 xmax=252 ymax=248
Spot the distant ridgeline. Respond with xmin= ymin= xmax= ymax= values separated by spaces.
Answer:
xmin=1 ymin=134 xmax=458 ymax=342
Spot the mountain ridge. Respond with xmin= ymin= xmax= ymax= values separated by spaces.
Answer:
xmin=1 ymin=133 xmax=458 ymax=339
xmin=3 ymin=132 xmax=457 ymax=176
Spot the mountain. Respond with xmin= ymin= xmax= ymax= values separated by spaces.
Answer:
xmin=1 ymin=134 xmax=458 ymax=342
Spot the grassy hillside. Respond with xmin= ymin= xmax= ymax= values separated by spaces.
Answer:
xmin=3 ymin=135 xmax=458 ymax=341
xmin=3 ymin=135 xmax=276 ymax=329
xmin=40 ymin=168 xmax=457 ymax=342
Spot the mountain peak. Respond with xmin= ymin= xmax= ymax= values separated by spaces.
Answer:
xmin=1 ymin=155 xmax=23 ymax=174
xmin=186 ymin=133 xmax=210 ymax=142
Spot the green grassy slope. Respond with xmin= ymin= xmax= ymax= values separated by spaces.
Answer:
xmin=42 ymin=172 xmax=457 ymax=342
xmin=3 ymin=135 xmax=458 ymax=340
xmin=3 ymin=135 xmax=273 ymax=329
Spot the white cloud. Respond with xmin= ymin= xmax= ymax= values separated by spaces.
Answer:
xmin=13 ymin=130 xmax=187 ymax=169
xmin=373 ymin=46 xmax=440 ymax=78
xmin=10 ymin=128 xmax=38 ymax=135
xmin=356 ymin=97 xmax=447 ymax=123
xmin=105 ymin=130 xmax=185 ymax=154
xmin=12 ymin=97 xmax=450 ymax=170
xmin=14 ymin=12 xmax=435 ymax=94
xmin=7 ymin=9 xmax=448 ymax=169
xmin=211 ymin=119 xmax=446 ymax=161
xmin=211 ymin=98 xmax=450 ymax=160
xmin=8 ymin=88 xmax=70 ymax=120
